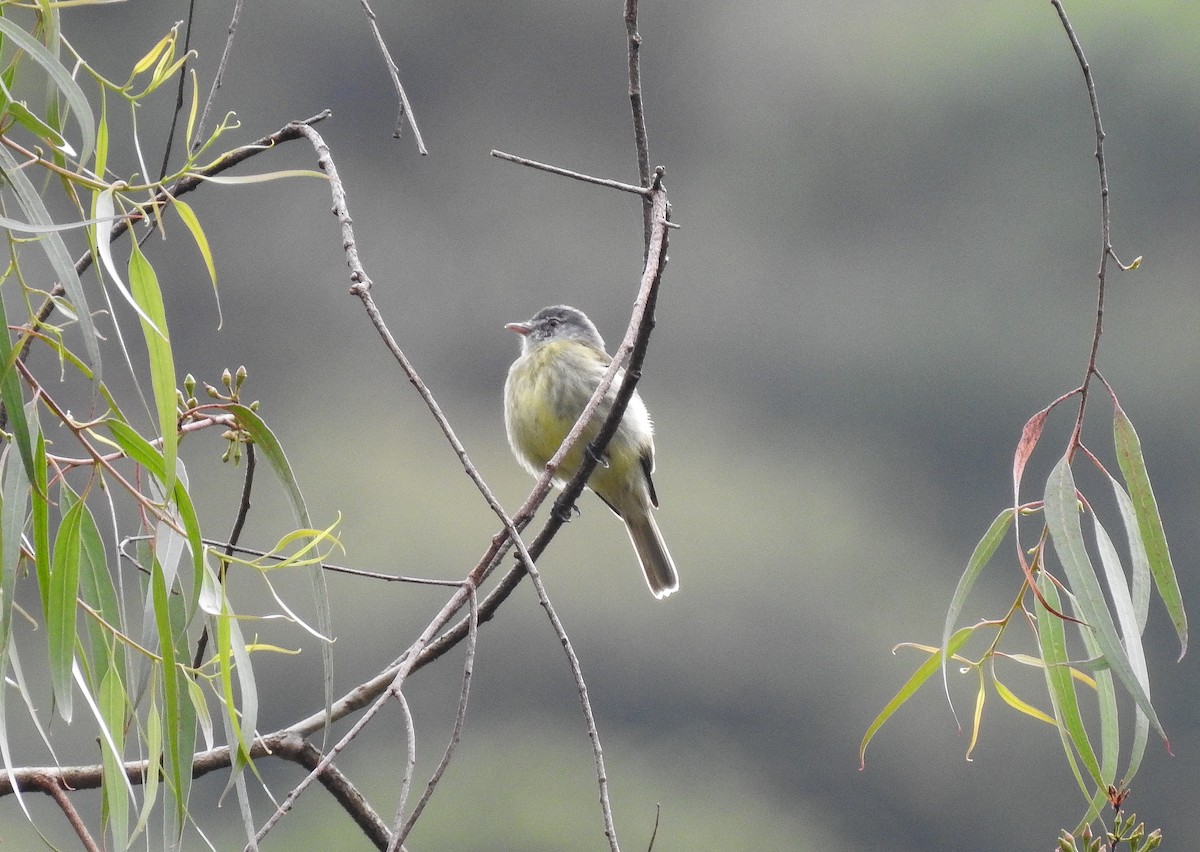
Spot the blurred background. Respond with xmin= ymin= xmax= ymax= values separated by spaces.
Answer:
xmin=6 ymin=1 xmax=1200 ymax=849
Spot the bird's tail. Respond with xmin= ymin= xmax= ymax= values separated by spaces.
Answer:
xmin=624 ymin=511 xmax=679 ymax=599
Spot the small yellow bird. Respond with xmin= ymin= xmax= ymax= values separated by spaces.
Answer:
xmin=504 ymin=305 xmax=679 ymax=599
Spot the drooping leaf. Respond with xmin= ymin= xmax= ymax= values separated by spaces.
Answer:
xmin=965 ymin=671 xmax=986 ymax=761
xmin=170 ymin=198 xmax=221 ymax=326
xmin=0 ymin=14 xmax=95 ymax=164
xmin=94 ymin=188 xmax=165 ymax=339
xmin=128 ymin=242 xmax=177 ymax=497
xmin=226 ymin=402 xmax=333 ymax=723
xmin=150 ymin=557 xmax=186 ymax=830
xmin=1091 ymin=513 xmax=1150 ymax=784
xmin=942 ymin=508 xmax=1013 ymax=725
xmin=1112 ymin=401 xmax=1186 ymax=657
xmin=1013 ymin=406 xmax=1051 ymax=501
xmin=992 ymin=674 xmax=1056 ymax=726
xmin=859 ymin=626 xmax=975 ymax=769
xmin=1036 ymin=571 xmax=1102 ymax=789
xmin=99 ymin=665 xmax=130 ymax=850
xmin=0 ymin=295 xmax=37 ymax=488
xmin=48 ymin=491 xmax=87 ymax=722
xmin=0 ymin=145 xmax=102 ymax=374
xmin=1044 ymin=456 xmax=1167 ymax=746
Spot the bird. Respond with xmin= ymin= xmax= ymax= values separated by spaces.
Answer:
xmin=503 ymin=305 xmax=679 ymax=599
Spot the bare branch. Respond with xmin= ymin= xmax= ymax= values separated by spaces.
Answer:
xmin=31 ymin=774 xmax=102 ymax=852
xmin=491 ymin=149 xmax=649 ymax=196
xmin=386 ymin=688 xmax=419 ymax=851
xmin=194 ymin=0 xmax=248 ymax=150
xmin=624 ymin=0 xmax=654 ymax=249
xmin=360 ymin=0 xmax=428 ymax=153
xmin=395 ymin=585 xmax=478 ymax=845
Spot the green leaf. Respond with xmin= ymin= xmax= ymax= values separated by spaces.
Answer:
xmin=1112 ymin=402 xmax=1186 ymax=657
xmin=992 ymin=674 xmax=1056 ymax=726
xmin=1092 ymin=513 xmax=1150 ymax=784
xmin=94 ymin=188 xmax=165 ymax=339
xmin=227 ymin=402 xmax=333 ymax=721
xmin=0 ymin=144 xmax=102 ymax=374
xmin=48 ymin=491 xmax=86 ymax=722
xmin=171 ymin=198 xmax=222 ymax=326
xmin=1 ymin=89 xmax=74 ymax=155
xmin=128 ymin=241 xmax=177 ymax=497
xmin=0 ymin=294 xmax=35 ymax=484
xmin=189 ymin=168 xmax=329 ymax=185
xmin=133 ymin=694 xmax=162 ymax=838
xmin=1079 ymin=619 xmax=1119 ymax=777
xmin=859 ymin=625 xmax=975 ymax=769
xmin=99 ymin=665 xmax=130 ymax=850
xmin=215 ymin=593 xmax=257 ymax=778
xmin=69 ymin=485 xmax=124 ymax=678
xmin=1044 ymin=456 xmax=1167 ymax=745
xmin=1105 ymin=476 xmax=1151 ymax=637
xmin=105 ymin=419 xmax=204 ymax=609
xmin=31 ymin=433 xmax=51 ymax=617
xmin=0 ymin=446 xmax=28 ymax=647
xmin=1036 ymin=571 xmax=1102 ymax=789
xmin=151 ymin=556 xmax=187 ymax=829
xmin=941 ymin=508 xmax=1014 ymax=725
xmin=0 ymin=14 xmax=96 ymax=164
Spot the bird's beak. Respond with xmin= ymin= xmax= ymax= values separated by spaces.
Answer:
xmin=505 ymin=321 xmax=532 ymax=335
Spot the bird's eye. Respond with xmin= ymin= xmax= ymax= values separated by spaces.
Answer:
xmin=546 ymin=317 xmax=560 ymax=328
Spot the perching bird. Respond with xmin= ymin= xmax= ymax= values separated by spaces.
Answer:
xmin=503 ymin=305 xmax=679 ymax=598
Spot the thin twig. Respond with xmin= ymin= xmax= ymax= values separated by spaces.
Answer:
xmin=624 ymin=0 xmax=654 ymax=249
xmin=491 ymin=150 xmax=649 ymax=196
xmin=194 ymin=0 xmax=247 ymax=150
xmin=387 ymin=688 xmax=419 ymax=851
xmin=277 ymin=732 xmax=392 ymax=849
xmin=1051 ymin=0 xmax=1111 ymax=459
xmin=360 ymin=0 xmax=427 ymax=153
xmin=158 ymin=0 xmax=198 ymax=179
xmin=192 ymin=443 xmax=257 ymax=670
xmin=395 ymin=585 xmax=477 ymax=845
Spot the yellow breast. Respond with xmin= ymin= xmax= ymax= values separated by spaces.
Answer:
xmin=504 ymin=339 xmax=654 ymax=514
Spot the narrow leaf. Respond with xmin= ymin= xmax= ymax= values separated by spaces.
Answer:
xmin=94 ymin=189 xmax=164 ymax=338
xmin=151 ymin=558 xmax=186 ymax=828
xmin=1013 ymin=406 xmax=1050 ymax=501
xmin=170 ymin=199 xmax=221 ymax=326
xmin=965 ymin=673 xmax=986 ymax=761
xmin=860 ymin=626 xmax=975 ymax=769
xmin=190 ymin=168 xmax=329 ymax=184
xmin=0 ymin=15 xmax=95 ymax=164
xmin=227 ymin=403 xmax=333 ymax=722
xmin=942 ymin=508 xmax=1013 ymax=725
xmin=1113 ymin=402 xmax=1186 ymax=657
xmin=0 ymin=145 xmax=102 ymax=373
xmin=1044 ymin=457 xmax=1168 ymax=745
xmin=128 ymin=242 xmax=177 ymax=497
xmin=48 ymin=494 xmax=86 ymax=721
xmin=992 ymin=676 xmax=1056 ymax=726
xmin=99 ymin=666 xmax=130 ymax=850
xmin=1036 ymin=571 xmax=1102 ymax=787
xmin=0 ymin=294 xmax=36 ymax=486
xmin=0 ymin=447 xmax=28 ymax=645
xmin=1092 ymin=514 xmax=1150 ymax=783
